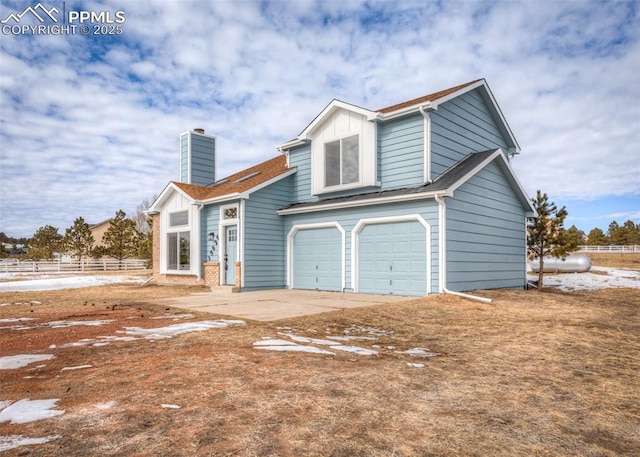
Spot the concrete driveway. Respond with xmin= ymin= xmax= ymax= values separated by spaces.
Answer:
xmin=149 ymin=289 xmax=413 ymax=322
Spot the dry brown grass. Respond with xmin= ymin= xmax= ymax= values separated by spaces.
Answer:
xmin=1 ymin=283 xmax=639 ymax=456
xmin=588 ymin=252 xmax=640 ymax=269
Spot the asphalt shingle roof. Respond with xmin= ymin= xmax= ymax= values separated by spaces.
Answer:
xmin=172 ymin=154 xmax=289 ymax=201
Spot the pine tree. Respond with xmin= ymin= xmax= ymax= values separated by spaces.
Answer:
xmin=586 ymin=228 xmax=609 ymax=245
xmin=26 ymin=225 xmax=63 ymax=259
xmin=63 ymin=217 xmax=95 ymax=263
xmin=527 ymin=190 xmax=575 ymax=290
xmin=102 ymin=210 xmax=140 ymax=264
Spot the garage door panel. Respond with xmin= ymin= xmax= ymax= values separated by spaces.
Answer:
xmin=293 ymin=227 xmax=342 ymax=292
xmin=359 ymin=221 xmax=427 ymax=296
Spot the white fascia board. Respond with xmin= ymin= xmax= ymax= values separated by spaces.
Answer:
xmin=148 ymin=182 xmax=195 ymax=212
xmin=375 ymin=101 xmax=437 ymax=121
xmin=277 ymin=190 xmax=448 ymax=216
xmin=201 ymin=192 xmax=241 ymax=205
xmin=295 ymin=100 xmax=377 ymax=142
xmin=277 ymin=138 xmax=307 ymax=151
xmin=238 ymin=168 xmax=297 ymax=199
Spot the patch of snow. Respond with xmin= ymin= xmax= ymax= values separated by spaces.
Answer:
xmin=329 ymin=345 xmax=378 ymax=356
xmin=161 ymin=404 xmax=181 ymax=409
xmin=0 ymin=399 xmax=64 ymax=424
xmin=150 ymin=314 xmax=195 ymax=320
xmin=401 ymin=348 xmax=438 ymax=358
xmin=407 ymin=363 xmax=425 ymax=368
xmin=253 ymin=339 xmax=298 ymax=346
xmin=543 ymin=267 xmax=640 ymax=291
xmin=0 ymin=354 xmax=55 ymax=370
xmin=278 ymin=332 xmax=337 ymax=346
xmin=0 ymin=317 xmax=37 ymax=324
xmin=325 ymin=335 xmax=377 ymax=342
xmin=121 ymin=320 xmax=245 ymax=340
xmin=7 ymin=319 xmax=115 ymax=331
xmin=254 ymin=344 xmax=335 ymax=355
xmin=0 ymin=275 xmax=146 ymax=292
xmin=61 ymin=365 xmax=93 ymax=371
xmin=0 ymin=434 xmax=61 ymax=452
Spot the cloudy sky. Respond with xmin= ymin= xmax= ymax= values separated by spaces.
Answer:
xmin=0 ymin=0 xmax=638 ymax=238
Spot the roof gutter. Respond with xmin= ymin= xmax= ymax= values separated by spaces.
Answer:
xmin=435 ymin=195 xmax=493 ymax=304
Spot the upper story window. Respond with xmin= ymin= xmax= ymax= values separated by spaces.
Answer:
xmin=310 ymin=107 xmax=377 ymax=195
xmin=325 ymin=135 xmax=359 ymax=188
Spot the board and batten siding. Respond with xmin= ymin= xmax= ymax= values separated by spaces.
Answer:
xmin=243 ymin=177 xmax=292 ymax=289
xmin=377 ymin=112 xmax=425 ymax=189
xmin=445 ymin=160 xmax=527 ymax=292
xmin=283 ymin=199 xmax=440 ymax=293
xmin=431 ymin=89 xmax=509 ymax=179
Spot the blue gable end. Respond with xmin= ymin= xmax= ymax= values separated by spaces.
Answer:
xmin=431 ymin=88 xmax=514 ymax=179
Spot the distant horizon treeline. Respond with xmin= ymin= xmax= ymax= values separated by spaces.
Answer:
xmin=1 ymin=196 xmax=157 ymax=260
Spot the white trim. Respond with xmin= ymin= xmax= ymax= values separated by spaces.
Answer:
xmin=351 ymin=215 xmax=431 ymax=295
xmin=240 ymin=199 xmax=246 ymax=288
xmin=238 ymin=168 xmax=297 ymax=199
xmin=218 ymin=203 xmax=239 ymax=286
xmin=149 ymin=182 xmax=195 ymax=213
xmin=277 ymin=190 xmax=447 ymax=215
xmin=161 ymin=204 xmax=199 ymax=277
xmin=443 ymin=149 xmax=535 ymax=213
xmin=286 ymin=222 xmax=346 ymax=291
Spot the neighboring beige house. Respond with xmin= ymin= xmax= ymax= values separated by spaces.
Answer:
xmin=89 ymin=219 xmax=111 ymax=249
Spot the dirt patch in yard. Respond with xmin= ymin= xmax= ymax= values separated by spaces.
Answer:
xmin=1 ymin=284 xmax=639 ymax=456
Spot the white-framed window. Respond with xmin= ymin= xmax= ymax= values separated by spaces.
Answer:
xmin=311 ymin=107 xmax=377 ymax=195
xmin=325 ymin=134 xmax=359 ymax=188
xmin=167 ymin=209 xmax=190 ymax=272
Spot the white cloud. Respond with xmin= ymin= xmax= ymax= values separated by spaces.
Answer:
xmin=1 ymin=0 xmax=638 ymax=236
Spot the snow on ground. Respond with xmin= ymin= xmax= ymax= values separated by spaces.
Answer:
xmin=542 ymin=266 xmax=640 ymax=291
xmin=256 ymin=327 xmax=441 ymax=360
xmin=0 ymin=435 xmax=61 ymax=452
xmin=0 ymin=354 xmax=55 ymax=370
xmin=0 ymin=275 xmax=146 ymax=292
xmin=2 ymin=319 xmax=115 ymax=331
xmin=0 ymin=399 xmax=64 ymax=424
xmin=47 ymin=320 xmax=246 ymax=348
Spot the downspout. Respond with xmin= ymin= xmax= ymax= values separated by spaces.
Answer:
xmin=194 ymin=201 xmax=204 ymax=281
xmin=435 ymin=195 xmax=493 ymax=303
xmin=419 ymin=106 xmax=432 ymax=184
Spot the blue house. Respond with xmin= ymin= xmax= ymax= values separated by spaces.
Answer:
xmin=148 ymin=79 xmax=534 ymax=297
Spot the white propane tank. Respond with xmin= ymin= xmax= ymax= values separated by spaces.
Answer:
xmin=528 ymin=254 xmax=592 ymax=273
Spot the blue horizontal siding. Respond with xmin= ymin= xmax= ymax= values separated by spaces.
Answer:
xmin=243 ymin=177 xmax=292 ymax=289
xmin=284 ymin=199 xmax=439 ymax=293
xmin=378 ymin=113 xmax=424 ymax=189
xmin=445 ymin=160 xmax=527 ymax=291
xmin=431 ymin=89 xmax=509 ymax=179
xmin=288 ymin=144 xmax=316 ymax=203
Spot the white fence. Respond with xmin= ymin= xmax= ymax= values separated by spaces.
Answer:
xmin=578 ymin=245 xmax=640 ymax=253
xmin=0 ymin=258 xmax=148 ymax=274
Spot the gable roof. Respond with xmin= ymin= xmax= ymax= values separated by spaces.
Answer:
xmin=378 ymin=79 xmax=483 ymax=114
xmin=149 ymin=155 xmax=292 ymax=211
xmin=277 ymin=78 xmax=519 ymax=153
xmin=278 ymin=149 xmax=533 ymax=215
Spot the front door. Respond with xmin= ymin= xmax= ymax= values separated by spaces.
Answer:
xmin=224 ymin=225 xmax=238 ymax=285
